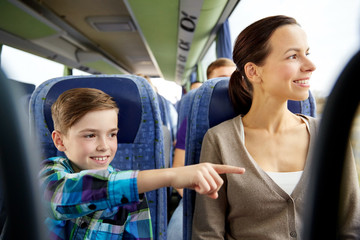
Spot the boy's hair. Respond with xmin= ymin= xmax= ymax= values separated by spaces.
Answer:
xmin=51 ymin=88 xmax=119 ymax=134
xmin=206 ymin=58 xmax=236 ymax=79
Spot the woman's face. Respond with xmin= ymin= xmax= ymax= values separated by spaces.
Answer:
xmin=256 ymin=24 xmax=316 ymax=101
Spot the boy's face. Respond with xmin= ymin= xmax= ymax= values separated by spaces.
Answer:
xmin=53 ymin=109 xmax=118 ymax=172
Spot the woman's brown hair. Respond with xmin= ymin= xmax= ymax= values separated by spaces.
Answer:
xmin=229 ymin=15 xmax=299 ymax=114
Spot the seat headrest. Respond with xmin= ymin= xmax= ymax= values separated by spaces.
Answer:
xmin=208 ymin=79 xmax=237 ymax=128
xmin=44 ymin=77 xmax=142 ymax=143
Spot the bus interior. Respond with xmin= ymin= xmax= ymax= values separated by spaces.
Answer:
xmin=0 ymin=0 xmax=360 ymax=239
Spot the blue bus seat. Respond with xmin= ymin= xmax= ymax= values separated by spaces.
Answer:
xmin=183 ymin=77 xmax=317 ymax=240
xmin=157 ymin=93 xmax=178 ymax=168
xmin=29 ymin=74 xmax=167 ymax=240
xmin=176 ymin=88 xmax=198 ymax=131
xmin=288 ymin=90 xmax=316 ymax=117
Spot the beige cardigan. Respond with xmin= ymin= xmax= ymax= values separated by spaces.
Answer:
xmin=192 ymin=115 xmax=360 ymax=240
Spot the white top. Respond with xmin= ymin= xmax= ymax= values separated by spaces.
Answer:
xmin=266 ymin=171 xmax=303 ymax=195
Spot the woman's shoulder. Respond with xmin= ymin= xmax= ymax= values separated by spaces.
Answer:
xmin=207 ymin=115 xmax=242 ymax=136
xmin=297 ymin=114 xmax=320 ymax=131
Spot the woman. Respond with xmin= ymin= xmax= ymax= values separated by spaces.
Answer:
xmin=192 ymin=15 xmax=360 ymax=239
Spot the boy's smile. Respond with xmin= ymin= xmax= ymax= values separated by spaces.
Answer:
xmin=54 ymin=109 xmax=119 ymax=172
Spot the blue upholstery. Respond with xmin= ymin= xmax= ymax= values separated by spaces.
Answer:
xmin=176 ymin=89 xmax=198 ymax=131
xmin=157 ymin=94 xmax=174 ymax=168
xmin=29 ymin=74 xmax=167 ymax=240
xmin=183 ymin=77 xmax=317 ymax=240
xmin=157 ymin=93 xmax=178 ymax=143
xmin=288 ymin=90 xmax=316 ymax=117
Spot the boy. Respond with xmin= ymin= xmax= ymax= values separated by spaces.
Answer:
xmin=39 ymin=88 xmax=245 ymax=239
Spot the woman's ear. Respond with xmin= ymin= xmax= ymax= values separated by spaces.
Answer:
xmin=244 ymin=62 xmax=262 ymax=84
xmin=52 ymin=130 xmax=66 ymax=152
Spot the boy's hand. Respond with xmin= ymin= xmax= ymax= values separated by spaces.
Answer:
xmin=170 ymin=163 xmax=245 ymax=199
xmin=137 ymin=163 xmax=245 ymax=196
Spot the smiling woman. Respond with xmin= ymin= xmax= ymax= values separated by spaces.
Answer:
xmin=191 ymin=15 xmax=360 ymax=240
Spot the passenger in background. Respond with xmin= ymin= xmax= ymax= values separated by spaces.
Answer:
xmin=167 ymin=58 xmax=236 ymax=240
xmin=207 ymin=57 xmax=238 ymax=79
xmin=39 ymin=88 xmax=245 ymax=239
xmin=192 ymin=15 xmax=360 ymax=239
xmin=190 ymin=81 xmax=203 ymax=90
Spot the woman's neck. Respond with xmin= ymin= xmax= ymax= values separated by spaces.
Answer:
xmin=242 ymin=97 xmax=300 ymax=134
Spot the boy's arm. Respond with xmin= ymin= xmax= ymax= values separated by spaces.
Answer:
xmin=40 ymin=158 xmax=244 ymax=220
xmin=172 ymin=148 xmax=186 ymax=197
xmin=39 ymin=158 xmax=139 ymax=220
xmin=138 ymin=163 xmax=245 ymax=199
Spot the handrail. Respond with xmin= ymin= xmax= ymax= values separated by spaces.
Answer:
xmin=0 ymin=69 xmax=46 ymax=239
xmin=304 ymin=50 xmax=360 ymax=239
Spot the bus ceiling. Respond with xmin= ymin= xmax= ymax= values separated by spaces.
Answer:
xmin=0 ymin=0 xmax=240 ymax=85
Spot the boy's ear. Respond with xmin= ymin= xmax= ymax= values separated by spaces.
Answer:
xmin=52 ymin=130 xmax=66 ymax=152
xmin=244 ymin=62 xmax=262 ymax=84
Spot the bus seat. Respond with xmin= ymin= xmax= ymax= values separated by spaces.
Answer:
xmin=29 ymin=74 xmax=167 ymax=240
xmin=157 ymin=93 xmax=178 ymax=168
xmin=288 ymin=90 xmax=316 ymax=117
xmin=156 ymin=93 xmax=179 ymax=220
xmin=176 ymin=88 xmax=198 ymax=131
xmin=183 ymin=77 xmax=317 ymax=240
xmin=9 ymin=79 xmax=36 ymax=96
xmin=9 ymin=80 xmax=35 ymax=119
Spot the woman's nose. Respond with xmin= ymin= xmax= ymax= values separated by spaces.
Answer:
xmin=302 ymin=57 xmax=316 ymax=72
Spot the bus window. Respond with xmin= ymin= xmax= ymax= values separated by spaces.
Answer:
xmin=1 ymin=45 xmax=63 ymax=86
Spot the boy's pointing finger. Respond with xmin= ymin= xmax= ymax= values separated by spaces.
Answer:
xmin=213 ymin=164 xmax=245 ymax=175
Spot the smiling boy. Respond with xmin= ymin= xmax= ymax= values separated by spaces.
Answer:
xmin=39 ymin=88 xmax=245 ymax=240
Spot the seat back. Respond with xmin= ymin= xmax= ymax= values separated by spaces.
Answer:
xmin=29 ymin=74 xmax=167 ymax=239
xmin=176 ymin=89 xmax=198 ymax=130
xmin=9 ymin=80 xmax=35 ymax=119
xmin=157 ymin=93 xmax=178 ymax=168
xmin=183 ymin=77 xmax=316 ymax=240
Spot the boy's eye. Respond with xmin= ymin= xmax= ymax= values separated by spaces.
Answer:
xmin=85 ymin=134 xmax=95 ymax=138
xmin=109 ymin=132 xmax=118 ymax=138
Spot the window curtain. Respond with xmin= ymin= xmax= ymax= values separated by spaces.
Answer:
xmin=216 ymin=19 xmax=232 ymax=59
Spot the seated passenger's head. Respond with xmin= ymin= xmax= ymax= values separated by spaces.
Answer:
xmin=229 ymin=15 xmax=316 ymax=114
xmin=207 ymin=58 xmax=236 ymax=79
xmin=51 ymin=88 xmax=119 ymax=172
xmin=190 ymin=81 xmax=203 ymax=90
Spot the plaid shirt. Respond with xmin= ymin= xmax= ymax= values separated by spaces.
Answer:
xmin=39 ymin=157 xmax=153 ymax=240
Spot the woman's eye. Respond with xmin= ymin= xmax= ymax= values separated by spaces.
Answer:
xmin=288 ymin=54 xmax=297 ymax=59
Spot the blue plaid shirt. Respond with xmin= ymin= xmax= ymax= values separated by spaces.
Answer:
xmin=39 ymin=157 xmax=153 ymax=240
